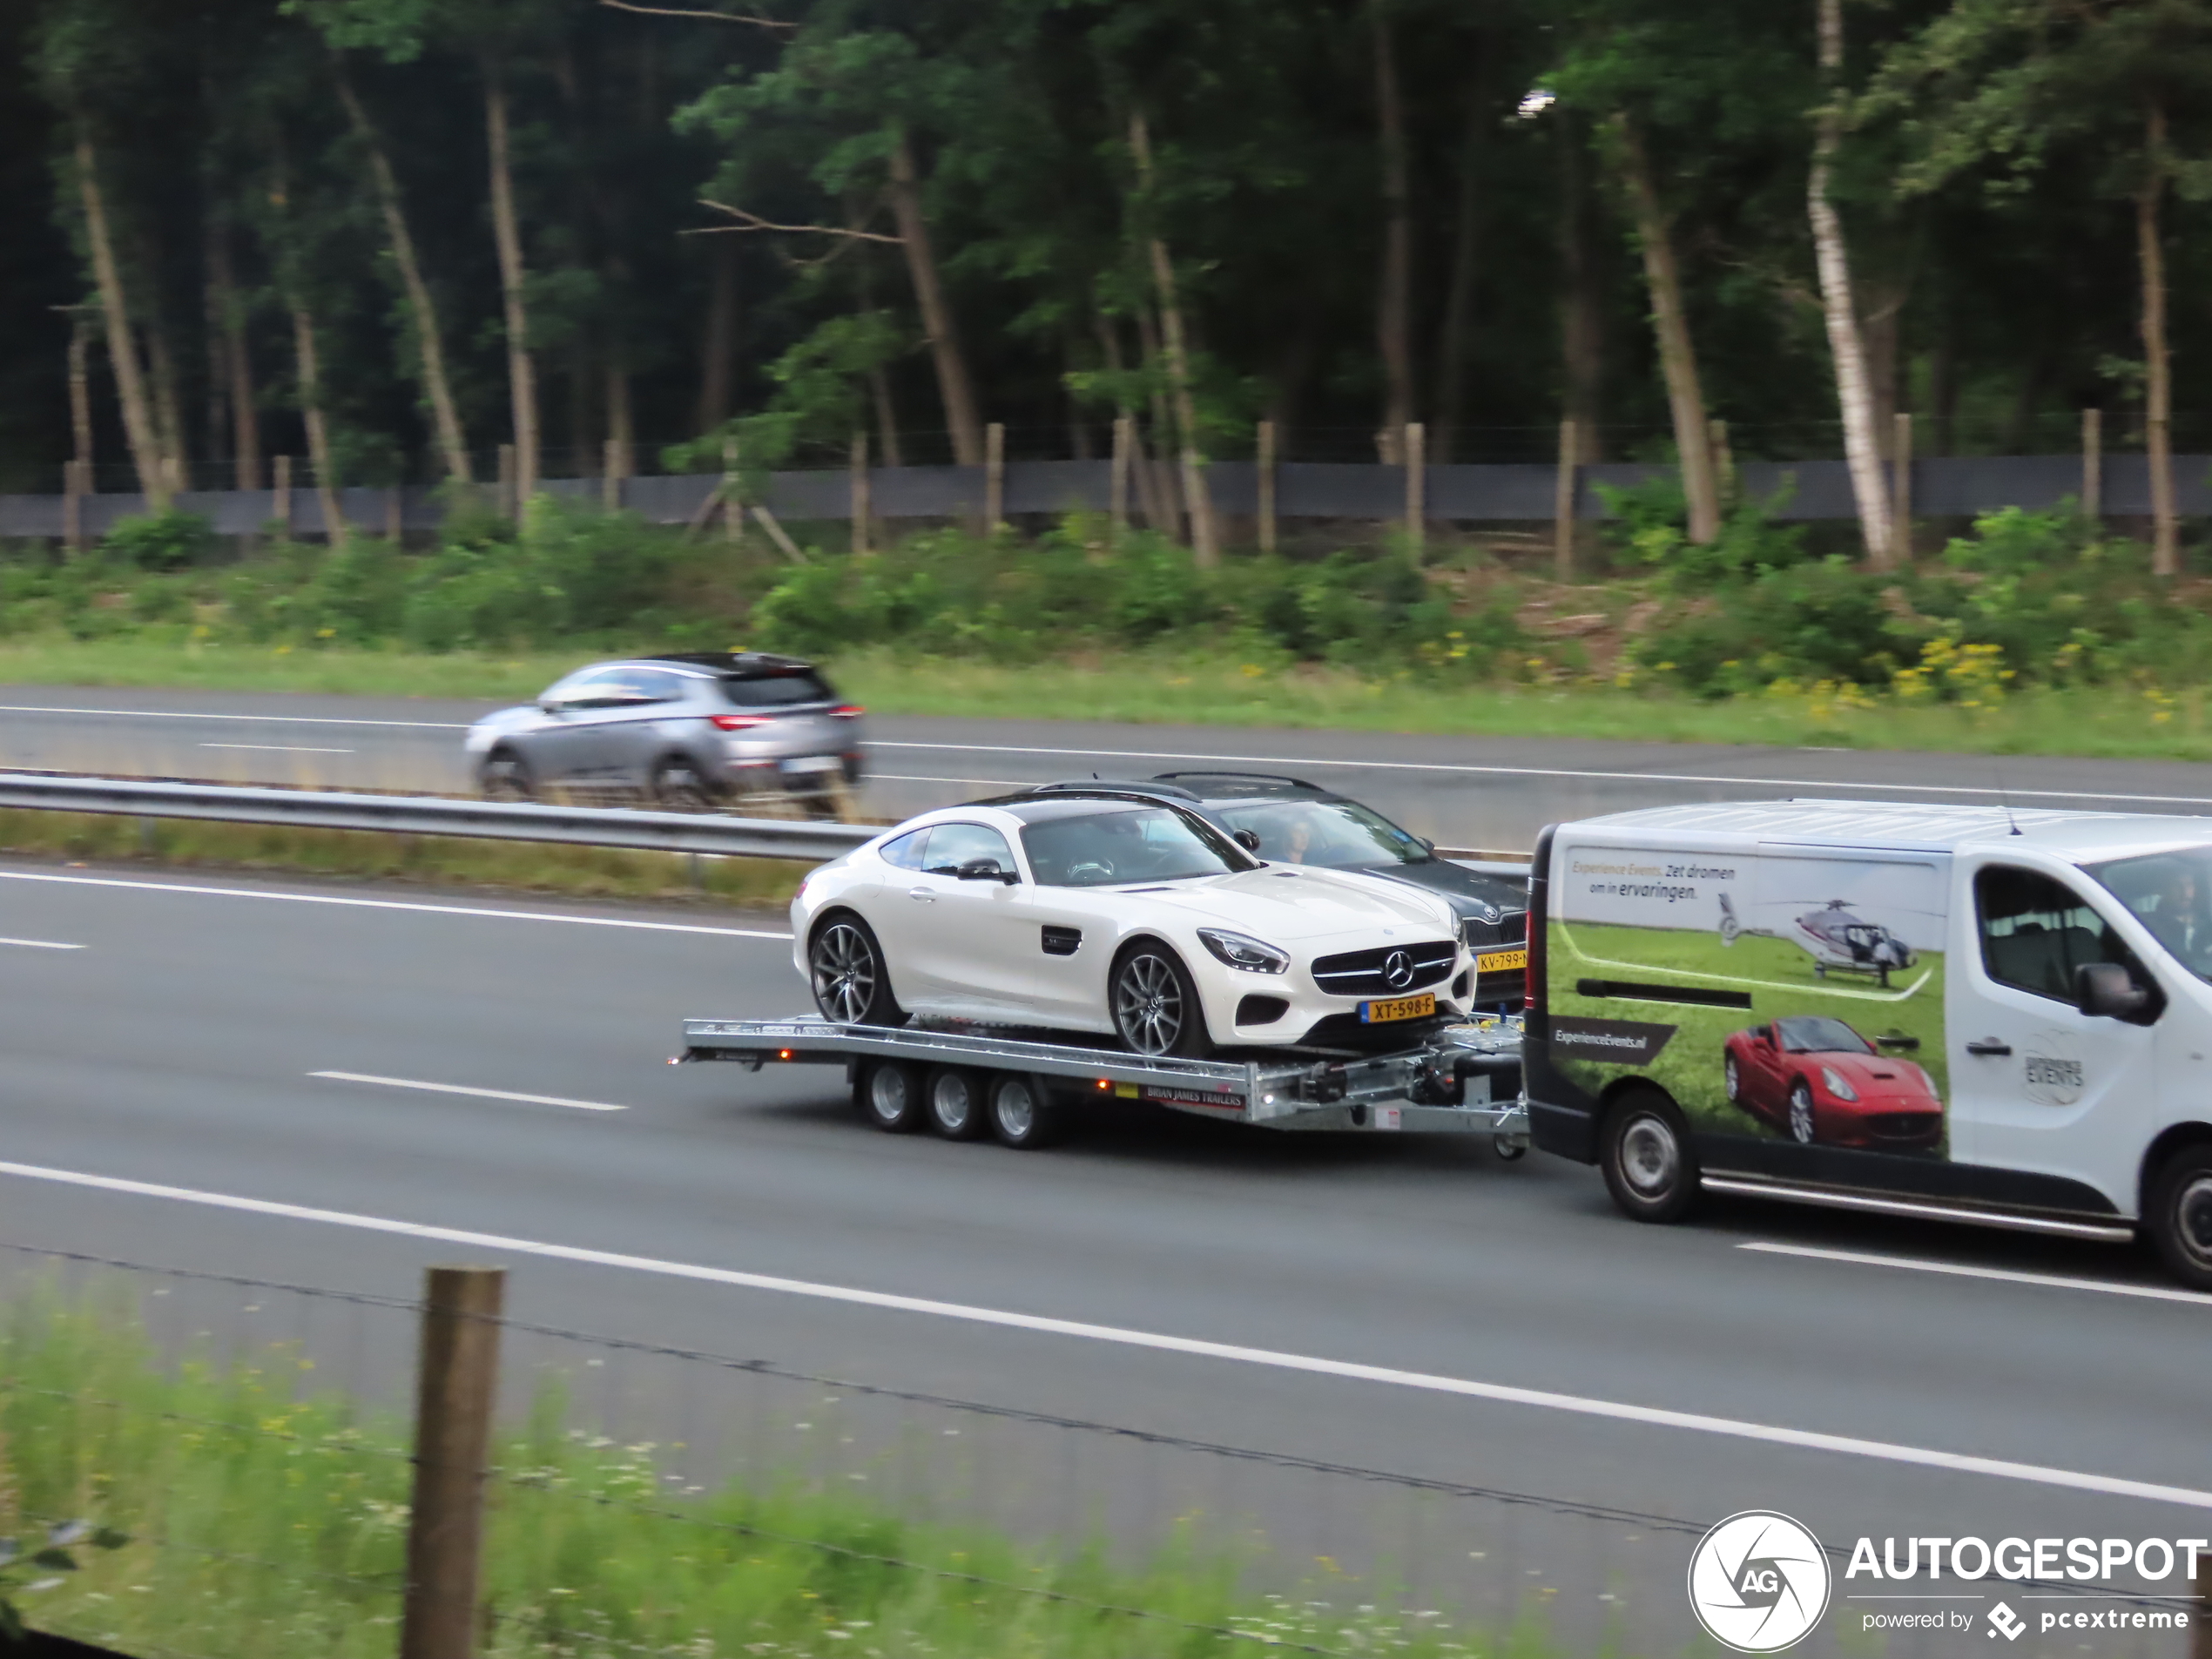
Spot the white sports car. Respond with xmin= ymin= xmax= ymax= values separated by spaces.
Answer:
xmin=790 ymin=790 xmax=1473 ymax=1055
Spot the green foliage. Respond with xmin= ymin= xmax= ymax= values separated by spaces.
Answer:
xmin=101 ymin=509 xmax=219 ymax=572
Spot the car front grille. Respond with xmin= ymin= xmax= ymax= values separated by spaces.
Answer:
xmin=1310 ymin=940 xmax=1457 ymax=998
xmin=1461 ymin=912 xmax=1528 ymax=948
xmin=1869 ymin=1112 xmax=1941 ymax=1141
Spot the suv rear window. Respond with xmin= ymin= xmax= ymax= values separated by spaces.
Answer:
xmin=720 ymin=671 xmax=834 ymax=707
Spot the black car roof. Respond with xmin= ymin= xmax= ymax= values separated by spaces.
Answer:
xmin=1149 ymin=770 xmax=1325 ymax=798
xmin=977 ymin=792 xmax=1173 ymax=824
xmin=645 ymin=651 xmax=819 ymax=678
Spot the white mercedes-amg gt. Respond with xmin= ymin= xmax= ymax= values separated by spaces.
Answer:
xmin=790 ymin=791 xmax=1473 ymax=1055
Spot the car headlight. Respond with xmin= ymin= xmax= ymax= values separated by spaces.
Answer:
xmin=1820 ymin=1066 xmax=1858 ymax=1103
xmin=1197 ymin=928 xmax=1290 ymax=974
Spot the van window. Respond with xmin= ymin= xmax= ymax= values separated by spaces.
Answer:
xmin=1974 ymin=866 xmax=2135 ymax=1006
xmin=2088 ymin=849 xmax=2212 ymax=981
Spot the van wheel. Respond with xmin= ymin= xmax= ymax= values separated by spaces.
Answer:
xmin=1600 ymin=1087 xmax=1700 ymax=1224
xmin=2146 ymin=1143 xmax=2212 ymax=1289
xmin=859 ymin=1061 xmax=924 ymax=1134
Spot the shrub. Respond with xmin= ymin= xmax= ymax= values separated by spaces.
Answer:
xmin=101 ymin=509 xmax=219 ymax=571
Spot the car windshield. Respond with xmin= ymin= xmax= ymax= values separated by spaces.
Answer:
xmin=1214 ymin=799 xmax=1430 ymax=867
xmin=2088 ymin=846 xmax=2212 ymax=981
xmin=721 ymin=672 xmax=834 ymax=707
xmin=1022 ymin=808 xmax=1245 ymax=887
xmin=1775 ymin=1016 xmax=1873 ymax=1055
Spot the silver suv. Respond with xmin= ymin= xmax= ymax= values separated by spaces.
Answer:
xmin=465 ymin=652 xmax=864 ymax=811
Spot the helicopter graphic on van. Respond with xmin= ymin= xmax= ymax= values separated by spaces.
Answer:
xmin=1716 ymin=892 xmax=1918 ymax=986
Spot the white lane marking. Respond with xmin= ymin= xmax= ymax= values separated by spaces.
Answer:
xmin=0 ymin=704 xmax=467 ymax=730
xmin=0 ymin=937 xmax=83 ymax=950
xmin=873 ymin=741 xmax=2212 ymax=809
xmin=0 ymin=871 xmax=790 ymax=940
xmin=200 ymin=743 xmax=356 ymax=754
xmin=1 ymin=1159 xmax=2207 ymax=1513
xmin=1742 ymin=1240 xmax=2212 ymax=1307
xmin=311 ymin=1071 xmax=626 ymax=1113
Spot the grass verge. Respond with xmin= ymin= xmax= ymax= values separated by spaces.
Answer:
xmin=0 ymin=1291 xmax=1523 ymax=1659
xmin=0 ymin=810 xmax=806 ymax=910
xmin=7 ymin=637 xmax=2211 ymax=760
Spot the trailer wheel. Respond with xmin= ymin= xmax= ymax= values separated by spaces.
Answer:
xmin=2146 ymin=1143 xmax=2212 ymax=1289
xmin=1600 ymin=1086 xmax=1700 ymax=1224
xmin=926 ymin=1067 xmax=988 ymax=1140
xmin=989 ymin=1075 xmax=1064 ymax=1150
xmin=859 ymin=1061 xmax=924 ymax=1134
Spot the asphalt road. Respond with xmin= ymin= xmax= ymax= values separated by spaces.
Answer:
xmin=8 ymin=684 xmax=2212 ymax=850
xmin=3 ymin=858 xmax=2209 ymax=1655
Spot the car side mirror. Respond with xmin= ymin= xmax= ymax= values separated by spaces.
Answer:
xmin=538 ymin=697 xmax=565 ymax=714
xmin=1233 ymin=828 xmax=1261 ymax=853
xmin=957 ymin=858 xmax=1016 ymax=884
xmin=1417 ymin=836 xmax=1436 ymax=853
xmin=2077 ymin=961 xmax=2151 ymax=1021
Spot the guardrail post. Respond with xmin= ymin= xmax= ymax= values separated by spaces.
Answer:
xmin=400 ymin=1264 xmax=504 ymax=1659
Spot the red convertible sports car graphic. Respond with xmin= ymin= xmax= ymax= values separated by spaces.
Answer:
xmin=1722 ymin=1015 xmax=1944 ymax=1149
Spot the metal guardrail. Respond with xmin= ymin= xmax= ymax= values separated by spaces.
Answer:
xmin=0 ymin=772 xmax=878 ymax=861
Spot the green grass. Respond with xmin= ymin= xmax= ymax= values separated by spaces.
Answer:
xmin=6 ymin=637 xmax=2212 ymax=761
xmin=0 ymin=1291 xmax=1530 ymax=1659
xmin=0 ymin=809 xmax=806 ymax=910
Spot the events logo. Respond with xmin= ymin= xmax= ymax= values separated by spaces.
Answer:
xmin=1688 ymin=1511 xmax=1832 ymax=1653
xmin=1987 ymin=1602 xmax=2027 ymax=1641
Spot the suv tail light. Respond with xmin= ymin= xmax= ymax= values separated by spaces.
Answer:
xmin=831 ymin=704 xmax=865 ymax=719
xmin=711 ymin=714 xmax=770 ymax=732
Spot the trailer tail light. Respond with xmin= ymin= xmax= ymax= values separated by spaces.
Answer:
xmin=779 ymin=1049 xmax=793 ymax=1060
xmin=711 ymin=714 xmax=770 ymax=731
xmin=831 ymin=704 xmax=865 ymax=719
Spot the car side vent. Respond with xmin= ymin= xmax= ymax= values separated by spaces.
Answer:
xmin=1041 ymin=926 xmax=1082 ymax=957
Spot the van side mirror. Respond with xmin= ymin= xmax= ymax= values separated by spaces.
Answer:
xmin=1873 ymin=1033 xmax=1922 ymax=1052
xmin=1233 ymin=828 xmax=1262 ymax=853
xmin=2077 ymin=961 xmax=2151 ymax=1021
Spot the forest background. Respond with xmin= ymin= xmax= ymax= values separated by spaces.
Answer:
xmin=11 ymin=0 xmax=2212 ymax=752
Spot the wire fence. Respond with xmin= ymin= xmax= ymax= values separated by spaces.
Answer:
xmin=0 ymin=1241 xmax=2195 ymax=1658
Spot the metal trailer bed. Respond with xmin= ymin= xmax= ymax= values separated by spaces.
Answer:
xmin=677 ymin=1015 xmax=1529 ymax=1150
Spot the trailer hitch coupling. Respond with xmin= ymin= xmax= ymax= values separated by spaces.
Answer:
xmin=1299 ymin=1062 xmax=1348 ymax=1104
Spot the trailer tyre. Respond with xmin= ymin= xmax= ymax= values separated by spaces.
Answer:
xmin=989 ymin=1074 xmax=1064 ymax=1150
xmin=1600 ymin=1087 xmax=1701 ymax=1224
xmin=859 ymin=1061 xmax=925 ymax=1134
xmin=2146 ymin=1143 xmax=2212 ymax=1289
xmin=926 ymin=1067 xmax=988 ymax=1140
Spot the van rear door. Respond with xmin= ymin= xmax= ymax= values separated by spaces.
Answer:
xmin=1947 ymin=858 xmax=2158 ymax=1214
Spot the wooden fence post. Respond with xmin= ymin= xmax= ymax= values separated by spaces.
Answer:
xmin=1709 ymin=418 xmax=1735 ymax=506
xmin=496 ymin=444 xmax=516 ymax=522
xmin=1109 ymin=415 xmax=1131 ymax=541
xmin=1892 ymin=412 xmax=1913 ymax=559
xmin=850 ymin=429 xmax=870 ymax=555
xmin=273 ymin=455 xmax=293 ymax=536
xmin=1256 ymin=419 xmax=1278 ymax=555
xmin=983 ymin=421 xmax=1005 ymax=534
xmin=722 ymin=438 xmax=743 ymax=548
xmin=399 ymin=1265 xmax=504 ymax=1659
xmin=63 ymin=459 xmax=86 ymax=553
xmin=1553 ymin=418 xmax=1579 ymax=580
xmin=602 ymin=438 xmax=622 ymax=511
xmin=2082 ymin=408 xmax=2103 ymax=523
xmin=386 ymin=485 xmax=404 ymax=544
xmin=1403 ymin=421 xmax=1425 ymax=556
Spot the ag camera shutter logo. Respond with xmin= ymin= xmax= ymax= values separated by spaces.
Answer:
xmin=1687 ymin=1511 xmax=1832 ymax=1652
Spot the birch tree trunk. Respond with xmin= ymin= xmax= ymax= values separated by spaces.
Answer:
xmin=290 ymin=302 xmax=348 ymax=548
xmin=206 ymin=216 xmax=260 ymax=490
xmin=1372 ymin=1 xmax=1414 ymax=444
xmin=485 ymin=61 xmax=539 ymax=505
xmin=1129 ymin=110 xmax=1218 ymax=567
xmin=66 ymin=310 xmax=94 ymax=478
xmin=1615 ymin=113 xmax=1719 ymax=544
xmin=335 ymin=59 xmax=471 ymax=483
xmin=2139 ymin=98 xmax=2177 ymax=578
xmin=886 ymin=125 xmax=984 ymax=468
xmin=1809 ymin=0 xmax=1894 ymax=566
xmin=74 ymin=132 xmax=172 ymax=509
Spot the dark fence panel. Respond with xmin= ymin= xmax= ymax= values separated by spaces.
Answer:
xmin=7 ymin=453 xmax=2212 ymax=540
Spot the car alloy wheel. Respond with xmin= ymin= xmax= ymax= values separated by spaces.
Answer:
xmin=480 ymin=749 xmax=533 ymax=800
xmin=652 ymin=757 xmax=715 ymax=812
xmin=1113 ymin=950 xmax=1187 ymax=1056
xmin=1723 ymin=1055 xmax=1740 ymax=1103
xmin=812 ymin=922 xmax=882 ymax=1025
xmin=1788 ymin=1081 xmax=1817 ymax=1145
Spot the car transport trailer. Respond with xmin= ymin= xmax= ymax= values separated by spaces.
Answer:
xmin=675 ymin=1015 xmax=1528 ymax=1152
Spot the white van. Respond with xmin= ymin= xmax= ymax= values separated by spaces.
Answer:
xmin=1524 ymin=800 xmax=2212 ymax=1286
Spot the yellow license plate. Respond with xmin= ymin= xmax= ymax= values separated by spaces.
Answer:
xmin=1359 ymin=993 xmax=1436 ymax=1024
xmin=1476 ymin=948 xmax=1528 ymax=974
